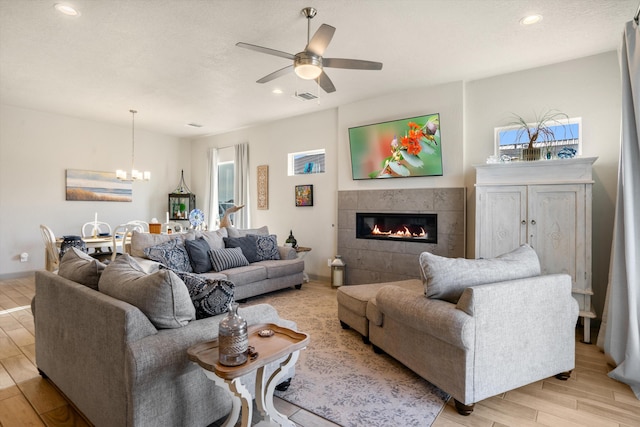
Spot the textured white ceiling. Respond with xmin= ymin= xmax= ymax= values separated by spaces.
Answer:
xmin=0 ymin=0 xmax=636 ymax=138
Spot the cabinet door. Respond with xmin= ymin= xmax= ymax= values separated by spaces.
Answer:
xmin=528 ymin=184 xmax=586 ymax=288
xmin=476 ymin=186 xmax=527 ymax=259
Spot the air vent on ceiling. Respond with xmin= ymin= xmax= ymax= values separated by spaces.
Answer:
xmin=293 ymin=91 xmax=318 ymax=101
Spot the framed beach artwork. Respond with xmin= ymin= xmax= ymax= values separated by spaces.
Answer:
xmin=295 ymin=184 xmax=313 ymax=207
xmin=65 ymin=169 xmax=132 ymax=202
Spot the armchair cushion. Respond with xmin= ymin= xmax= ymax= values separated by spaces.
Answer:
xmin=58 ymin=247 xmax=106 ymax=290
xmin=420 ymin=244 xmax=541 ymax=303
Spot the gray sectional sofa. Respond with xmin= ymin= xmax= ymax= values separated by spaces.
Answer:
xmin=33 ymin=248 xmax=296 ymax=427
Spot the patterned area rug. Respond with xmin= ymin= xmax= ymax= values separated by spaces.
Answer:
xmin=247 ymin=283 xmax=449 ymax=427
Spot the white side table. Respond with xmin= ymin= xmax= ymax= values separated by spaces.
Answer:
xmin=295 ymin=247 xmax=312 ymax=283
xmin=188 ymin=324 xmax=309 ymax=427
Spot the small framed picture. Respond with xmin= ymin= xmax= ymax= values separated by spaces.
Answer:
xmin=295 ymin=184 xmax=314 ymax=207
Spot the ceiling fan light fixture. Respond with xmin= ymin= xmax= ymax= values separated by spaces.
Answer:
xmin=294 ymin=52 xmax=323 ymax=80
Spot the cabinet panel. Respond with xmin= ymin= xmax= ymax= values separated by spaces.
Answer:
xmin=476 ymin=186 xmax=527 ymax=259
xmin=528 ymin=185 xmax=586 ymax=289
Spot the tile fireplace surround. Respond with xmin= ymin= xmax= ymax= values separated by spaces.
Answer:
xmin=337 ymin=188 xmax=466 ymax=285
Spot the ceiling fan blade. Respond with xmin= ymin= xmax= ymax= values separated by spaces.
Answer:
xmin=306 ymin=24 xmax=336 ymax=56
xmin=236 ymin=42 xmax=295 ymax=60
xmin=256 ymin=65 xmax=294 ymax=83
xmin=316 ymin=71 xmax=336 ymax=93
xmin=323 ymin=58 xmax=383 ymax=70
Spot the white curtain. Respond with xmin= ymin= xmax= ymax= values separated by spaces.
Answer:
xmin=234 ymin=143 xmax=250 ymax=228
xmin=597 ymin=20 xmax=640 ymax=399
xmin=206 ymin=148 xmax=219 ymax=230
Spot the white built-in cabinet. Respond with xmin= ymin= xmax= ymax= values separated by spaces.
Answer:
xmin=474 ymin=157 xmax=598 ymax=343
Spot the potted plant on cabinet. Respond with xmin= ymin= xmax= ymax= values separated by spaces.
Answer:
xmin=507 ymin=109 xmax=570 ymax=161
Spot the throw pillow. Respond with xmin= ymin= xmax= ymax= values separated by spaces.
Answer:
xmin=58 ymin=247 xmax=107 ymax=290
xmin=130 ymin=230 xmax=196 ymax=258
xmin=98 ymin=254 xmax=195 ymax=329
xmin=420 ymin=244 xmax=541 ymax=303
xmin=224 ymin=236 xmax=259 ymax=263
xmin=185 ymin=237 xmax=213 ymax=273
xmin=162 ymin=267 xmax=235 ymax=319
xmin=144 ymin=238 xmax=193 ymax=272
xmin=252 ymin=234 xmax=281 ymax=261
xmin=208 ymin=247 xmax=250 ymax=271
xmin=226 ymin=225 xmax=269 ymax=238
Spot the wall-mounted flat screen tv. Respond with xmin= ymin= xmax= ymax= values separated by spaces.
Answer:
xmin=348 ymin=113 xmax=442 ymax=180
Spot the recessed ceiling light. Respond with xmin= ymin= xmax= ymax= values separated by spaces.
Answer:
xmin=520 ymin=14 xmax=542 ymax=25
xmin=272 ymin=89 xmax=283 ymax=94
xmin=54 ymin=3 xmax=80 ymax=17
xmin=187 ymin=123 xmax=203 ymax=128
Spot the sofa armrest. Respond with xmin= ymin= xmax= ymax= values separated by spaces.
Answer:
xmin=375 ymin=285 xmax=474 ymax=350
xmin=127 ymin=303 xmax=296 ymax=379
xmin=278 ymin=246 xmax=297 ymax=260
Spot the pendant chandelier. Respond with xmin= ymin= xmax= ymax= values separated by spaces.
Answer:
xmin=116 ymin=109 xmax=150 ymax=181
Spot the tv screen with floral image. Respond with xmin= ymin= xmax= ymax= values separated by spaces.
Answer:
xmin=348 ymin=113 xmax=442 ymax=180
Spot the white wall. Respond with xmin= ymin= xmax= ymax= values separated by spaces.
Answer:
xmin=464 ymin=51 xmax=621 ymax=319
xmin=190 ymin=108 xmax=339 ymax=281
xmin=0 ymin=104 xmax=189 ymax=277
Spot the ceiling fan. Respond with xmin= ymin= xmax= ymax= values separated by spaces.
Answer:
xmin=236 ymin=7 xmax=383 ymax=93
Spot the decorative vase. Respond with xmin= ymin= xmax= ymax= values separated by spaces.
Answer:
xmin=522 ymin=147 xmax=541 ymax=161
xmin=286 ymin=230 xmax=297 ymax=248
xmin=218 ymin=302 xmax=248 ymax=366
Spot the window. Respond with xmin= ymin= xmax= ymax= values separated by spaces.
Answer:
xmin=288 ymin=149 xmax=325 ymax=176
xmin=495 ymin=117 xmax=582 ymax=159
xmin=218 ymin=161 xmax=234 ymax=217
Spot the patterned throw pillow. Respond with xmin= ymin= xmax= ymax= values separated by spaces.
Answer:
xmin=208 ymin=247 xmax=250 ymax=271
xmin=144 ymin=238 xmax=193 ymax=272
xmin=253 ymin=234 xmax=281 ymax=261
xmin=162 ymin=267 xmax=235 ymax=319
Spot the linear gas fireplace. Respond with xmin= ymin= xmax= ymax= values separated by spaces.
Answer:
xmin=356 ymin=212 xmax=437 ymax=244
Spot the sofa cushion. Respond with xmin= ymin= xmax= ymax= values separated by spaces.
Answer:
xmin=196 ymin=228 xmax=228 ymax=250
xmin=98 ymin=254 xmax=195 ymax=329
xmin=209 ymin=247 xmax=250 ymax=271
xmin=144 ymin=238 xmax=193 ymax=272
xmin=254 ymin=258 xmax=304 ymax=279
xmin=224 ymin=236 xmax=259 ymax=263
xmin=222 ymin=264 xmax=268 ymax=285
xmin=420 ymin=244 xmax=541 ymax=303
xmin=58 ymin=247 xmax=106 ymax=290
xmin=226 ymin=225 xmax=269 ymax=238
xmin=163 ymin=268 xmax=235 ymax=319
xmin=185 ymin=237 xmax=213 ymax=273
xmin=130 ymin=230 xmax=196 ymax=258
xmin=253 ymin=234 xmax=281 ymax=261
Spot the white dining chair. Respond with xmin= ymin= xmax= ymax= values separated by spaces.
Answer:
xmin=40 ymin=224 xmax=60 ymax=272
xmin=126 ymin=220 xmax=149 ymax=232
xmin=81 ymin=221 xmax=112 ymax=238
xmin=111 ymin=223 xmax=144 ymax=261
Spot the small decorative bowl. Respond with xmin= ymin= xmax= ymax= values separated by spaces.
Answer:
xmin=258 ymin=329 xmax=274 ymax=337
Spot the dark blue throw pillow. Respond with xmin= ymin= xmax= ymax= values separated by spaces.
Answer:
xmin=224 ymin=236 xmax=259 ymax=263
xmin=185 ymin=237 xmax=213 ymax=273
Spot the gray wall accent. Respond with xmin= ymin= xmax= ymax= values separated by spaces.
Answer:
xmin=337 ymin=188 xmax=465 ymax=285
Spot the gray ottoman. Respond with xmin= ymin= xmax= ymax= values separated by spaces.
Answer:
xmin=337 ymin=279 xmax=422 ymax=343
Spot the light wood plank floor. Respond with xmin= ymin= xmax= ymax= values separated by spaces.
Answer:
xmin=0 ymin=275 xmax=637 ymax=427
